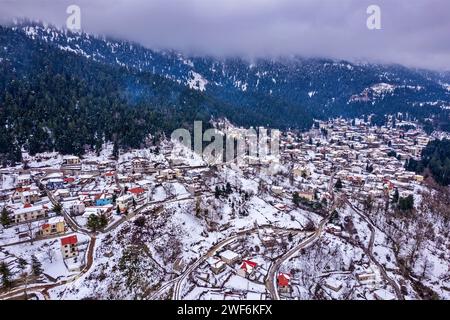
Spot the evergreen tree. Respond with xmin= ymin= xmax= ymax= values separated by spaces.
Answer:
xmin=392 ymin=188 xmax=399 ymax=204
xmin=31 ymin=255 xmax=43 ymax=277
xmin=1 ymin=207 xmax=11 ymax=227
xmin=18 ymin=258 xmax=27 ymax=271
xmin=398 ymin=195 xmax=414 ymax=211
xmin=0 ymin=262 xmax=12 ymax=289
xmin=334 ymin=178 xmax=343 ymax=190
xmin=112 ymin=141 xmax=119 ymax=160
xmin=195 ymin=197 xmax=201 ymax=218
xmin=225 ymin=182 xmax=232 ymax=195
xmin=214 ymin=186 xmax=221 ymax=199
xmin=52 ymin=203 xmax=62 ymax=215
xmin=87 ymin=214 xmax=100 ymax=231
xmin=292 ymin=192 xmax=300 ymax=207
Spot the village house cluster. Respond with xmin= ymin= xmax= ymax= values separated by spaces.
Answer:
xmin=0 ymin=117 xmax=439 ymax=300
xmin=277 ymin=118 xmax=428 ymax=206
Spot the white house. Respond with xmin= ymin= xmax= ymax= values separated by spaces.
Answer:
xmin=13 ymin=204 xmax=47 ymax=224
xmin=116 ymin=194 xmax=134 ymax=212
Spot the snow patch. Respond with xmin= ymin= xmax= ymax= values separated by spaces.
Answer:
xmin=187 ymin=71 xmax=208 ymax=92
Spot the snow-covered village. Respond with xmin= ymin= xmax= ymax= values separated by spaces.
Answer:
xmin=1 ymin=118 xmax=449 ymax=301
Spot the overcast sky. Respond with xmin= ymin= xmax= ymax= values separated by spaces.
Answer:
xmin=1 ymin=0 xmax=449 ymax=70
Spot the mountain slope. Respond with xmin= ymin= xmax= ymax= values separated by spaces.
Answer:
xmin=0 ymin=22 xmax=449 ymax=164
xmin=14 ymin=23 xmax=450 ymax=119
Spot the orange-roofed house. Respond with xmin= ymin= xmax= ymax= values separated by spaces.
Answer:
xmin=60 ymin=235 xmax=78 ymax=259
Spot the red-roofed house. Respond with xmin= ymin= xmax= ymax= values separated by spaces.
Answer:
xmin=60 ymin=235 xmax=78 ymax=259
xmin=64 ymin=177 xmax=75 ymax=184
xmin=128 ymin=187 xmax=145 ymax=195
xmin=104 ymin=171 xmax=115 ymax=183
xmin=278 ymin=273 xmax=291 ymax=294
xmin=278 ymin=273 xmax=290 ymax=286
xmin=237 ymin=260 xmax=258 ymax=278
xmin=128 ymin=187 xmax=146 ymax=201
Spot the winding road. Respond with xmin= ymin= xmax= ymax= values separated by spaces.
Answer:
xmin=0 ymin=235 xmax=97 ymax=300
xmin=265 ymin=173 xmax=336 ymax=299
xmin=346 ymin=200 xmax=404 ymax=300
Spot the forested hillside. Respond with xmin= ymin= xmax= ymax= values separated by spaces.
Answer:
xmin=1 ymin=22 xmax=449 ymax=165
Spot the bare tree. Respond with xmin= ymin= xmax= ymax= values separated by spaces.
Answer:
xmin=418 ymin=256 xmax=434 ymax=281
xmin=45 ymin=247 xmax=55 ymax=263
xmin=25 ymin=220 xmax=36 ymax=245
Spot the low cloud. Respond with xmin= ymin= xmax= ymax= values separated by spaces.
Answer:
xmin=1 ymin=0 xmax=449 ymax=70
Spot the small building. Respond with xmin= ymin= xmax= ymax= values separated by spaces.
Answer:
xmin=356 ymin=271 xmax=377 ymax=284
xmin=95 ymin=193 xmax=113 ymax=206
xmin=46 ymin=178 xmax=65 ymax=190
xmin=53 ymin=189 xmax=70 ymax=201
xmin=271 ymin=186 xmax=284 ymax=195
xmin=259 ymin=228 xmax=277 ymax=247
xmin=17 ymin=174 xmax=32 ymax=186
xmin=65 ymin=200 xmax=85 ymax=216
xmin=373 ymin=289 xmax=396 ymax=301
xmin=60 ymin=235 xmax=78 ymax=259
xmin=237 ymin=260 xmax=257 ymax=278
xmin=116 ymin=194 xmax=134 ymax=212
xmin=64 ymin=177 xmax=76 ymax=184
xmin=326 ymin=224 xmax=342 ymax=235
xmin=128 ymin=187 xmax=146 ymax=200
xmin=298 ymin=191 xmax=315 ymax=202
xmin=21 ymin=190 xmax=40 ymax=204
xmin=277 ymin=273 xmax=291 ymax=293
xmin=41 ymin=216 xmax=66 ymax=236
xmin=104 ymin=172 xmax=115 ymax=184
xmin=219 ymin=250 xmax=241 ymax=265
xmin=62 ymin=155 xmax=81 ymax=166
xmin=274 ymin=203 xmax=287 ymax=211
xmin=207 ymin=257 xmax=226 ymax=275
xmin=13 ymin=204 xmax=47 ymax=224
xmin=324 ymin=279 xmax=343 ymax=293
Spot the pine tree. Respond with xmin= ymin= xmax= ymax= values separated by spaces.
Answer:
xmin=195 ymin=197 xmax=201 ymax=217
xmin=293 ymin=192 xmax=301 ymax=207
xmin=225 ymin=182 xmax=232 ymax=195
xmin=31 ymin=255 xmax=43 ymax=277
xmin=18 ymin=258 xmax=27 ymax=271
xmin=335 ymin=178 xmax=343 ymax=190
xmin=0 ymin=262 xmax=12 ymax=289
xmin=1 ymin=207 xmax=11 ymax=227
xmin=112 ymin=141 xmax=119 ymax=159
xmin=52 ymin=203 xmax=62 ymax=215
xmin=87 ymin=214 xmax=100 ymax=232
xmin=214 ymin=186 xmax=221 ymax=199
xmin=392 ymin=188 xmax=399 ymax=204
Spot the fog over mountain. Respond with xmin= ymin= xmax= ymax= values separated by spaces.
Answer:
xmin=1 ymin=0 xmax=449 ymax=71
